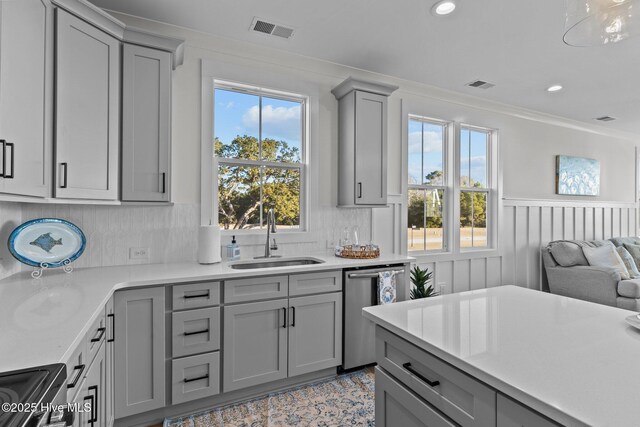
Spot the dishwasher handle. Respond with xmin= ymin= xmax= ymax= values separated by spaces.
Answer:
xmin=347 ymin=269 xmax=405 ymax=279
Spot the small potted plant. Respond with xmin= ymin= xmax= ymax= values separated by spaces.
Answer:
xmin=409 ymin=265 xmax=440 ymax=300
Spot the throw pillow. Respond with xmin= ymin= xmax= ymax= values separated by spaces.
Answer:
xmin=623 ymin=243 xmax=640 ymax=272
xmin=583 ymin=245 xmax=630 ymax=280
xmin=548 ymin=241 xmax=589 ymax=267
xmin=616 ymin=246 xmax=640 ymax=279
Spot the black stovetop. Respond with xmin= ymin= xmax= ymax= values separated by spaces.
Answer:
xmin=0 ymin=364 xmax=66 ymax=427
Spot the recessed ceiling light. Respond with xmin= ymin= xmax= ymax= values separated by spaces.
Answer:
xmin=432 ymin=0 xmax=457 ymax=16
xmin=547 ymin=84 xmax=563 ymax=92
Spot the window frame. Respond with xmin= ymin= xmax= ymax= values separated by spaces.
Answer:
xmin=453 ymin=123 xmax=498 ymax=253
xmin=212 ymin=80 xmax=309 ymax=233
xmin=407 ymin=115 xmax=451 ymax=253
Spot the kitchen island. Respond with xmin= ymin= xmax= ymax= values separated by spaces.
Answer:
xmin=363 ymin=285 xmax=640 ymax=427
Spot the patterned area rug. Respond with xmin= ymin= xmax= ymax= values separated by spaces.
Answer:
xmin=164 ymin=368 xmax=375 ymax=427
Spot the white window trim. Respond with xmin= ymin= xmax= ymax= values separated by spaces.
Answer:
xmin=401 ymin=105 xmax=501 ymax=258
xmin=201 ymin=60 xmax=319 ymax=245
xmin=407 ymin=115 xmax=452 ymax=254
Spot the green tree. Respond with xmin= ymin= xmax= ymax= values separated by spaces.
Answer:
xmin=216 ymin=136 xmax=300 ymax=229
xmin=460 ymin=178 xmax=486 ymax=228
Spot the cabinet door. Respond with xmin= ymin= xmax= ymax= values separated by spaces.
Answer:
xmin=354 ymin=90 xmax=387 ymax=205
xmin=288 ymin=293 xmax=342 ymax=376
xmin=55 ymin=9 xmax=120 ymax=200
xmin=0 ymin=0 xmax=51 ymax=197
xmin=375 ymin=367 xmax=456 ymax=427
xmin=223 ymin=299 xmax=288 ymax=392
xmin=82 ymin=342 xmax=106 ymax=427
xmin=104 ymin=298 xmax=115 ymax=427
xmin=114 ymin=287 xmax=165 ymax=418
xmin=121 ymin=44 xmax=171 ymax=202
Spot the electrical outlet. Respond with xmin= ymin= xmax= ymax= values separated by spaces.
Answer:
xmin=438 ymin=282 xmax=448 ymax=294
xmin=129 ymin=247 xmax=149 ymax=260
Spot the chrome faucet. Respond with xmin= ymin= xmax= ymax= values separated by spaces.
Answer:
xmin=256 ymin=208 xmax=280 ymax=259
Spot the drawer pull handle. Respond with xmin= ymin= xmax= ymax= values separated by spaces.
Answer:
xmin=67 ymin=364 xmax=85 ymax=389
xmin=282 ymin=307 xmax=287 ymax=328
xmin=183 ymin=293 xmax=209 ymax=299
xmin=184 ymin=374 xmax=209 ymax=383
xmin=291 ymin=306 xmax=295 ymax=327
xmin=184 ymin=329 xmax=209 ymax=336
xmin=403 ymin=362 xmax=440 ymax=387
xmin=88 ymin=385 xmax=98 ymax=424
xmin=91 ymin=327 xmax=106 ymax=343
xmin=4 ymin=141 xmax=13 ymax=179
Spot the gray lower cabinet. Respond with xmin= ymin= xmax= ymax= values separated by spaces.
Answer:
xmin=121 ymin=44 xmax=171 ymax=202
xmin=105 ymin=298 xmax=115 ymax=427
xmin=223 ymin=299 xmax=288 ymax=392
xmin=0 ymin=0 xmax=51 ymax=197
xmin=172 ymin=307 xmax=220 ymax=358
xmin=375 ymin=367 xmax=455 ymax=427
xmin=55 ymin=8 xmax=120 ymax=200
xmin=288 ymin=293 xmax=342 ymax=376
xmin=171 ymin=352 xmax=220 ymax=405
xmin=114 ymin=287 xmax=165 ymax=418
xmin=497 ymin=395 xmax=560 ymax=427
xmin=84 ymin=342 xmax=107 ymax=427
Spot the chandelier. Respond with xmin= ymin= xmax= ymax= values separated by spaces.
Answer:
xmin=564 ymin=0 xmax=640 ymax=46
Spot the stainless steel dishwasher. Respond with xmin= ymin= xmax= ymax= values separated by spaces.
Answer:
xmin=342 ymin=264 xmax=408 ymax=370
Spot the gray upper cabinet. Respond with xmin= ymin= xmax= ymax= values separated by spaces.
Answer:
xmin=114 ymin=287 xmax=165 ymax=418
xmin=223 ymin=299 xmax=288 ymax=392
xmin=55 ymin=9 xmax=120 ymax=200
xmin=0 ymin=0 xmax=51 ymax=197
xmin=332 ymin=77 xmax=397 ymax=207
xmin=121 ymin=44 xmax=171 ymax=202
xmin=288 ymin=292 xmax=342 ymax=377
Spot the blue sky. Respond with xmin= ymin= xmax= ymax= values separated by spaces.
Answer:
xmin=408 ymin=119 xmax=487 ymax=187
xmin=214 ymin=88 xmax=302 ymax=162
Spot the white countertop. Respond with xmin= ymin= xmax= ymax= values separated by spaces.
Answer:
xmin=0 ymin=252 xmax=411 ymax=373
xmin=363 ymin=286 xmax=640 ymax=427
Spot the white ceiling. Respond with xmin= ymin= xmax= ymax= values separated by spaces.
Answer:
xmin=90 ymin=0 xmax=640 ymax=134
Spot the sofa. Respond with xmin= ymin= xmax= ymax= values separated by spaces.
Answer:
xmin=543 ymin=237 xmax=640 ymax=311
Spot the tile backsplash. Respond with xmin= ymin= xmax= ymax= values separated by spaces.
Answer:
xmin=0 ymin=201 xmax=372 ymax=280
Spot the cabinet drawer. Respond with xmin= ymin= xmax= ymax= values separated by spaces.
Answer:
xmin=172 ymin=307 xmax=220 ymax=358
xmin=289 ymin=270 xmax=342 ymax=296
xmin=497 ymin=394 xmax=560 ymax=427
xmin=376 ymin=326 xmax=496 ymax=427
xmin=173 ymin=282 xmax=220 ymax=310
xmin=375 ymin=367 xmax=456 ymax=427
xmin=65 ymin=343 xmax=86 ymax=402
xmin=85 ymin=308 xmax=106 ymax=366
xmin=224 ymin=275 xmax=288 ymax=303
xmin=171 ymin=352 xmax=220 ymax=405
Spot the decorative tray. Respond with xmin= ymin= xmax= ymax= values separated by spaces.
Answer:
xmin=8 ymin=218 xmax=86 ymax=268
xmin=335 ymin=244 xmax=380 ymax=259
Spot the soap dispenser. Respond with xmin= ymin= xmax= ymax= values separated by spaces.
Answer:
xmin=227 ymin=235 xmax=241 ymax=260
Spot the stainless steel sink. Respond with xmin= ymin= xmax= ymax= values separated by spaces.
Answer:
xmin=229 ymin=257 xmax=325 ymax=270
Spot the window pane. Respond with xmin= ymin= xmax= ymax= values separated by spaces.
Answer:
xmin=408 ymin=119 xmax=444 ymax=185
xmin=460 ymin=128 xmax=488 ymax=188
xmin=408 ymin=120 xmax=423 ymax=185
xmin=261 ymin=97 xmax=302 ymax=163
xmin=423 ymin=122 xmax=444 ymax=185
xmin=460 ymin=191 xmax=487 ymax=248
xmin=214 ymin=88 xmax=259 ymax=160
xmin=218 ymin=164 xmax=261 ymax=229
xmin=262 ymin=167 xmax=300 ymax=229
xmin=408 ymin=188 xmax=444 ymax=252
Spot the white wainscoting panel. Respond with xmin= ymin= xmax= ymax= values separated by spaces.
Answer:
xmin=501 ymin=199 xmax=638 ymax=291
xmin=407 ymin=198 xmax=637 ymax=295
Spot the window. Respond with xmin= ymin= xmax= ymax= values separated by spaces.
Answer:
xmin=214 ymin=84 xmax=306 ymax=230
xmin=459 ymin=126 xmax=489 ymax=249
xmin=407 ymin=117 xmax=447 ymax=251
xmin=407 ymin=116 xmax=497 ymax=254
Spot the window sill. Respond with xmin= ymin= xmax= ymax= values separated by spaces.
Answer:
xmin=409 ymin=248 xmax=500 ymax=262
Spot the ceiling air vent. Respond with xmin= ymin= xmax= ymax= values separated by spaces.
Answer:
xmin=250 ymin=17 xmax=295 ymax=39
xmin=595 ymin=116 xmax=616 ymax=122
xmin=465 ymin=80 xmax=495 ymax=89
